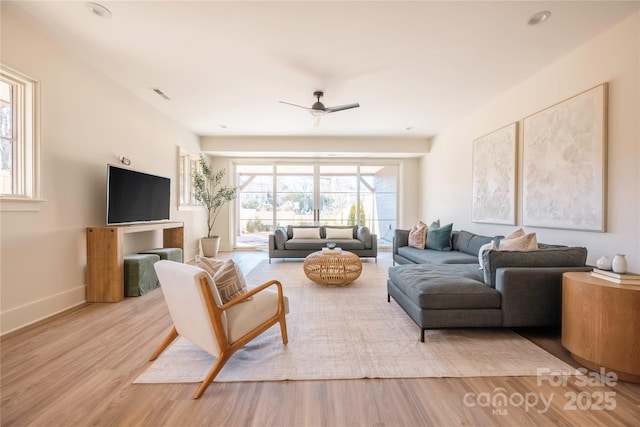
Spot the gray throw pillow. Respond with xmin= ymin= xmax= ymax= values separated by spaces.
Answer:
xmin=454 ymin=230 xmax=494 ymax=256
xmin=274 ymin=227 xmax=288 ymax=249
xmin=426 ymin=222 xmax=453 ymax=251
xmin=357 ymin=226 xmax=372 ymax=249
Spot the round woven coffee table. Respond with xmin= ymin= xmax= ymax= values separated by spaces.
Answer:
xmin=303 ymin=250 xmax=362 ymax=286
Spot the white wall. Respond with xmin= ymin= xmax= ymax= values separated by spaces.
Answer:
xmin=0 ymin=5 xmax=204 ymax=334
xmin=201 ymin=136 xmax=430 ymax=158
xmin=422 ymin=12 xmax=640 ymax=271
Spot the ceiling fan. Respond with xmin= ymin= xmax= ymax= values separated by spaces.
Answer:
xmin=279 ymin=91 xmax=360 ymax=126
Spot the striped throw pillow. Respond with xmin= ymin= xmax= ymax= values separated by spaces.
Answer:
xmin=213 ymin=259 xmax=250 ymax=303
xmin=195 ymin=255 xmax=224 ymax=277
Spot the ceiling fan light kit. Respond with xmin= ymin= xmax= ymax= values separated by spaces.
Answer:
xmin=526 ymin=10 xmax=551 ymax=26
xmin=280 ymin=91 xmax=360 ymax=126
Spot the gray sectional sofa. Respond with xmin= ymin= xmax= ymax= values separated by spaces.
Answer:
xmin=268 ymin=225 xmax=377 ymax=262
xmin=389 ymin=229 xmax=590 ymax=342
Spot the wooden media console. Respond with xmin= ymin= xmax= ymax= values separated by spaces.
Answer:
xmin=86 ymin=221 xmax=184 ymax=302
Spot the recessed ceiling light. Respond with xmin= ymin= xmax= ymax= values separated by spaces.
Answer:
xmin=86 ymin=2 xmax=112 ymax=19
xmin=526 ymin=11 xmax=551 ymax=26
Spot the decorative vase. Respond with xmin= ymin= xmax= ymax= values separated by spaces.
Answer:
xmin=612 ymin=254 xmax=628 ymax=274
xmin=596 ymin=256 xmax=612 ymax=270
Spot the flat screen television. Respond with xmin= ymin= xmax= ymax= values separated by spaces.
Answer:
xmin=106 ymin=165 xmax=171 ymax=225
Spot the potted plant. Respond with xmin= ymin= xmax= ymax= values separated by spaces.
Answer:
xmin=192 ymin=154 xmax=237 ymax=257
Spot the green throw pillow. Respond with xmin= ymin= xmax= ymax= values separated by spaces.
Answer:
xmin=427 ymin=222 xmax=453 ymax=251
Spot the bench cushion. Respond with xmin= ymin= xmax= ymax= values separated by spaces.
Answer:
xmin=388 ymin=264 xmax=500 ymax=310
xmin=397 ymin=247 xmax=479 ymax=264
xmin=286 ymin=225 xmax=357 ymax=239
xmin=285 ymin=238 xmax=365 ymax=251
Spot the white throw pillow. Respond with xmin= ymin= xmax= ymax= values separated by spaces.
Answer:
xmin=498 ymin=233 xmax=538 ymax=251
xmin=408 ymin=221 xmax=428 ymax=249
xmin=325 ymin=227 xmax=354 ymax=239
xmin=292 ymin=227 xmax=321 ymax=239
xmin=504 ymin=228 xmax=525 ymax=240
xmin=478 ymin=241 xmax=496 ymax=270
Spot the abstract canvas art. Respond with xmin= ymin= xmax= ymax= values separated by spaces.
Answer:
xmin=522 ymin=84 xmax=607 ymax=231
xmin=472 ymin=122 xmax=517 ymax=225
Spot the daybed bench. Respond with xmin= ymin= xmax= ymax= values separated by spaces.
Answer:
xmin=388 ymin=229 xmax=591 ymax=342
xmin=268 ymin=225 xmax=377 ymax=263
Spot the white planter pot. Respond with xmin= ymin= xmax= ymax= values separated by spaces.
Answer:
xmin=201 ymin=236 xmax=221 ymax=257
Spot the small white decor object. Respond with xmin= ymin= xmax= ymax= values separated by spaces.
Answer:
xmin=321 ymin=247 xmax=342 ymax=254
xmin=612 ymin=254 xmax=628 ymax=274
xmin=596 ymin=256 xmax=612 ymax=270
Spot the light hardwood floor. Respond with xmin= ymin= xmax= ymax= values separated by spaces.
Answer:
xmin=2 ymin=251 xmax=639 ymax=426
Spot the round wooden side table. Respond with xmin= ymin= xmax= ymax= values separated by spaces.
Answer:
xmin=303 ymin=250 xmax=362 ymax=286
xmin=562 ymin=272 xmax=640 ymax=383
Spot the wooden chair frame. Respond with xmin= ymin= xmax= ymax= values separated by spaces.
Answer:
xmin=150 ymin=277 xmax=288 ymax=399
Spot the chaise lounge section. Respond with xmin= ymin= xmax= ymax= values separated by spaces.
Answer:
xmin=388 ymin=229 xmax=591 ymax=342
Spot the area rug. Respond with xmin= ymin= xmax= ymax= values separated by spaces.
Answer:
xmin=135 ymin=258 xmax=577 ymax=383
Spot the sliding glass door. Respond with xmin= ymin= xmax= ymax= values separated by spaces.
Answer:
xmin=361 ymin=165 xmax=398 ymax=244
xmin=319 ymin=165 xmax=358 ymax=225
xmin=236 ymin=162 xmax=398 ymax=248
xmin=237 ymin=165 xmax=274 ymax=247
xmin=275 ymin=165 xmax=315 ymax=225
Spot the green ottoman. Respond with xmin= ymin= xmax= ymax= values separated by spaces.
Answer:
xmin=124 ymin=254 xmax=160 ymax=297
xmin=140 ymin=247 xmax=183 ymax=263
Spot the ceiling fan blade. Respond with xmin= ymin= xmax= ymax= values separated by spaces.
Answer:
xmin=279 ymin=100 xmax=312 ymax=111
xmin=325 ymin=103 xmax=360 ymax=113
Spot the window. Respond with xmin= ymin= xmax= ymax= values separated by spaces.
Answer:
xmin=0 ymin=80 xmax=13 ymax=194
xmin=177 ymin=147 xmax=200 ymax=209
xmin=236 ymin=161 xmax=399 ymax=248
xmin=0 ymin=65 xmax=41 ymax=211
xmin=237 ymin=164 xmax=275 ymax=246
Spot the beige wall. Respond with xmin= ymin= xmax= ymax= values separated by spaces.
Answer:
xmin=0 ymin=5 xmax=204 ymax=334
xmin=422 ymin=12 xmax=640 ymax=271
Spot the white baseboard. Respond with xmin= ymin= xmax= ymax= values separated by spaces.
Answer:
xmin=1 ymin=285 xmax=86 ymax=336
xmin=185 ymin=248 xmax=200 ymax=263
